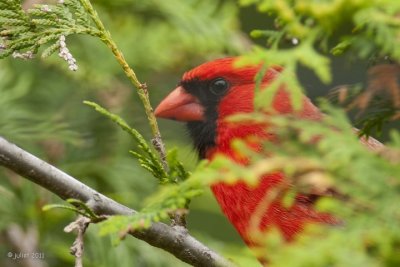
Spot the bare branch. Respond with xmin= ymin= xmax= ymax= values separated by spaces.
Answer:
xmin=0 ymin=136 xmax=236 ymax=267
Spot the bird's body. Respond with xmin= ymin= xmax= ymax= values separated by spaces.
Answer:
xmin=155 ymin=57 xmax=338 ymax=249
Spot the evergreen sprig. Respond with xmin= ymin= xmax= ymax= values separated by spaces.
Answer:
xmin=0 ymin=0 xmax=98 ymax=60
xmin=99 ymin=180 xmax=203 ymax=236
xmin=43 ymin=198 xmax=102 ymax=221
xmin=241 ymin=0 xmax=400 ymax=61
xmin=238 ymin=0 xmax=400 ymax=128
xmin=84 ymin=101 xmax=189 ymax=184
xmin=83 ymin=102 xmax=204 ymax=235
xmin=41 ymin=101 xmax=196 ymax=236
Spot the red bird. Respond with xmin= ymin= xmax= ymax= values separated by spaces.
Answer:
xmin=154 ymin=57 xmax=379 ymax=256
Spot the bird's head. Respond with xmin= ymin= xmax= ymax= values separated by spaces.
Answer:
xmin=155 ymin=57 xmax=281 ymax=120
xmin=155 ymin=57 xmax=299 ymax=158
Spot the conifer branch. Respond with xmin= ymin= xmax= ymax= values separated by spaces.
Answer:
xmin=0 ymin=135 xmax=235 ymax=267
xmin=77 ymin=0 xmax=169 ymax=171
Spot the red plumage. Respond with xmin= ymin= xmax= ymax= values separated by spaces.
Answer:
xmin=155 ymin=57 xmax=339 ymax=256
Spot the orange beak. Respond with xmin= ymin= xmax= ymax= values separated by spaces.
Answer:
xmin=154 ymin=86 xmax=204 ymax=121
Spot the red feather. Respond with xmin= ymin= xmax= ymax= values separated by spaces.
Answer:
xmin=206 ymin=63 xmax=337 ymax=245
xmin=155 ymin=57 xmax=349 ymax=260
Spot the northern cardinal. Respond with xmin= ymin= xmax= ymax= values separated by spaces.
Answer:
xmin=154 ymin=57 xmax=381 ymax=256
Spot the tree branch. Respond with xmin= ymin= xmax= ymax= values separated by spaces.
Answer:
xmin=0 ymin=136 xmax=236 ymax=267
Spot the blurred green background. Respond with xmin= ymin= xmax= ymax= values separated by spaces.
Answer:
xmin=0 ymin=0 xmax=382 ymax=266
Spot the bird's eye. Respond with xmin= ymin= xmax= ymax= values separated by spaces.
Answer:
xmin=209 ymin=78 xmax=229 ymax=95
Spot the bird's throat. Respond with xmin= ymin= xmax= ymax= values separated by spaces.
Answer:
xmin=186 ymin=120 xmax=217 ymax=159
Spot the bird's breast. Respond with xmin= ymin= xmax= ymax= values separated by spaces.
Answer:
xmin=209 ymin=123 xmax=338 ymax=245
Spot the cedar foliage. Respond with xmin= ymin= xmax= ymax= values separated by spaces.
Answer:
xmin=1 ymin=0 xmax=399 ymax=266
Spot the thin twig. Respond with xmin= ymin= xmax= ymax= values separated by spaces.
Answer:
xmin=78 ymin=0 xmax=168 ymax=171
xmin=64 ymin=216 xmax=91 ymax=267
xmin=78 ymin=0 xmax=182 ymax=224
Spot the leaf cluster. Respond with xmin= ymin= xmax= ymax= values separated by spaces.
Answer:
xmin=82 ymin=102 xmax=204 ymax=237
xmin=0 ymin=0 xmax=97 ymax=59
xmin=241 ymin=0 xmax=400 ymax=61
xmin=238 ymin=0 xmax=400 ymax=131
